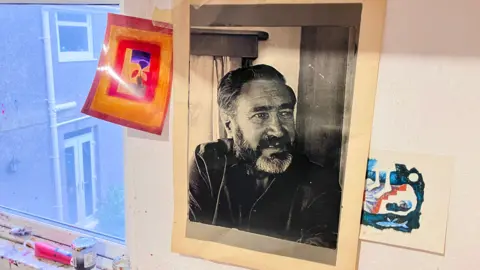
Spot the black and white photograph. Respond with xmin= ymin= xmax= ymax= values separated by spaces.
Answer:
xmin=184 ymin=3 xmax=362 ymax=263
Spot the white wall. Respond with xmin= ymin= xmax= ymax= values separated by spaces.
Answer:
xmin=124 ymin=0 xmax=480 ymax=269
xmin=360 ymin=0 xmax=480 ymax=269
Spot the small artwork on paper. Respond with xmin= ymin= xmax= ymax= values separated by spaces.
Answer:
xmin=362 ymin=159 xmax=425 ymax=233
xmin=81 ymin=13 xmax=173 ymax=135
xmin=360 ymin=150 xmax=453 ymax=254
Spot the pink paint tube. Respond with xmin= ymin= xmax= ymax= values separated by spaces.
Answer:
xmin=25 ymin=240 xmax=72 ymax=265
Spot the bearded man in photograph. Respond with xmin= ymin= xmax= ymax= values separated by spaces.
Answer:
xmin=188 ymin=64 xmax=342 ymax=249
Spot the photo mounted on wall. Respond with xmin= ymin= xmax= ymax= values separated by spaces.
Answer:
xmin=186 ymin=3 xmax=360 ymax=266
xmin=169 ymin=1 xmax=387 ymax=270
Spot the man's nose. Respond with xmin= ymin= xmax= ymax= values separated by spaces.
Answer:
xmin=266 ymin=115 xmax=284 ymax=137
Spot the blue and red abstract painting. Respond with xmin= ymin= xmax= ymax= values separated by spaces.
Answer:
xmin=362 ymin=158 xmax=425 ymax=233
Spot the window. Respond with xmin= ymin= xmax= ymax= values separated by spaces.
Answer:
xmin=55 ymin=10 xmax=94 ymax=62
xmin=64 ymin=128 xmax=98 ymax=227
xmin=0 ymin=3 xmax=124 ymax=266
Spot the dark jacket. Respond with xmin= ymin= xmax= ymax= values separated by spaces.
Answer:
xmin=188 ymin=139 xmax=341 ymax=249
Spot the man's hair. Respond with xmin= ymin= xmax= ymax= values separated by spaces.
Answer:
xmin=217 ymin=64 xmax=296 ymax=115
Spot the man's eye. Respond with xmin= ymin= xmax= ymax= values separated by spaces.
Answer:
xmin=253 ymin=113 xmax=269 ymax=120
xmin=279 ymin=111 xmax=293 ymax=118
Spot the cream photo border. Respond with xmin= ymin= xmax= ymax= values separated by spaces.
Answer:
xmin=154 ymin=0 xmax=387 ymax=269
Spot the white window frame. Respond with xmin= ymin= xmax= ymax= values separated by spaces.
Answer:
xmin=64 ymin=130 xmax=98 ymax=227
xmin=0 ymin=1 xmax=125 ymax=269
xmin=55 ymin=10 xmax=95 ymax=62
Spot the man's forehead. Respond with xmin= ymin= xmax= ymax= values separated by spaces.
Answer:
xmin=242 ymin=79 xmax=288 ymax=92
xmin=234 ymin=79 xmax=295 ymax=113
xmin=240 ymin=79 xmax=293 ymax=99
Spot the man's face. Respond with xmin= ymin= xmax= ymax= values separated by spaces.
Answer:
xmin=228 ymin=79 xmax=296 ymax=174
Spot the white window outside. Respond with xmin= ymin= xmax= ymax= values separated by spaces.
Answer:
xmin=55 ymin=11 xmax=94 ymax=62
xmin=64 ymin=129 xmax=98 ymax=228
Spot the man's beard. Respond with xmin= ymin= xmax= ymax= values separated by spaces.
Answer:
xmin=232 ymin=128 xmax=293 ymax=174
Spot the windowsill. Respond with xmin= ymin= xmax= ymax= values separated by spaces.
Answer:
xmin=0 ymin=237 xmax=113 ymax=270
xmin=0 ymin=238 xmax=73 ymax=270
xmin=0 ymin=210 xmax=124 ymax=270
xmin=58 ymin=57 xmax=98 ymax=63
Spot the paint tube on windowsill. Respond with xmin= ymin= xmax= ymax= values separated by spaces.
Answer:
xmin=24 ymin=240 xmax=73 ymax=266
xmin=112 ymin=254 xmax=131 ymax=270
xmin=9 ymin=227 xmax=33 ymax=237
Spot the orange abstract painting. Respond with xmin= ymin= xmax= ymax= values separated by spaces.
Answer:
xmin=82 ymin=13 xmax=173 ymax=135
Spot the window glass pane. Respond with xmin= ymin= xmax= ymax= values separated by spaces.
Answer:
xmin=0 ymin=4 xmax=124 ymax=241
xmin=82 ymin=141 xmax=94 ymax=218
xmin=58 ymin=25 xmax=89 ymax=52
xmin=65 ymin=146 xmax=78 ymax=225
xmin=57 ymin=12 xmax=87 ymax=23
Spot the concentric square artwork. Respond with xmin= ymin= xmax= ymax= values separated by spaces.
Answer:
xmin=82 ymin=13 xmax=173 ymax=135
